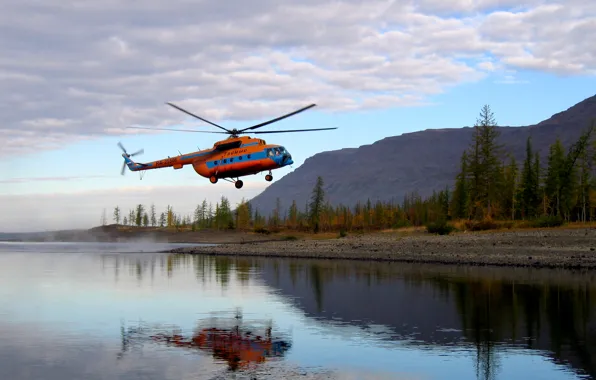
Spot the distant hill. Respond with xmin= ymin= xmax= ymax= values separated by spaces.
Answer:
xmin=248 ymin=95 xmax=596 ymax=216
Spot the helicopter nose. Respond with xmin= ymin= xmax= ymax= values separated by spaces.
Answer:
xmin=282 ymin=153 xmax=293 ymax=166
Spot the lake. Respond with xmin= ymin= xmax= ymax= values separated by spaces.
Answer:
xmin=0 ymin=241 xmax=594 ymax=379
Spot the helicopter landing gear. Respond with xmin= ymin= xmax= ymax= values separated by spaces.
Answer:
xmin=209 ymin=176 xmax=218 ymax=184
xmin=265 ymin=172 xmax=273 ymax=182
xmin=235 ymin=180 xmax=243 ymax=189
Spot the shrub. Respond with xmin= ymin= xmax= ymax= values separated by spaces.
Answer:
xmin=464 ymin=219 xmax=499 ymax=231
xmin=392 ymin=220 xmax=412 ymax=229
xmin=339 ymin=228 xmax=347 ymax=238
xmin=283 ymin=235 xmax=298 ymax=241
xmin=426 ymin=219 xmax=455 ymax=235
xmin=254 ymin=227 xmax=270 ymax=235
xmin=530 ymin=216 xmax=564 ymax=228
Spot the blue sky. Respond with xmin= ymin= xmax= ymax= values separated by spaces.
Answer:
xmin=1 ymin=0 xmax=595 ymax=232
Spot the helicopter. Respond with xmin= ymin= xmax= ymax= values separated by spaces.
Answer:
xmin=118 ymin=102 xmax=336 ymax=189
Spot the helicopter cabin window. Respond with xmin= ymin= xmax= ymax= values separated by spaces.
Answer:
xmin=223 ymin=159 xmax=227 ymax=163
xmin=214 ymin=160 xmax=218 ymax=165
xmin=238 ymin=155 xmax=242 ymax=160
xmin=247 ymin=154 xmax=251 ymax=159
xmin=230 ymin=157 xmax=234 ymax=162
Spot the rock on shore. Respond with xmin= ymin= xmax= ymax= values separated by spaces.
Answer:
xmin=168 ymin=228 xmax=596 ymax=269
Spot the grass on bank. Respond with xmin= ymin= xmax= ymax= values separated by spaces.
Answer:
xmin=425 ymin=216 xmax=596 ymax=235
xmin=102 ymin=216 xmax=595 ymax=241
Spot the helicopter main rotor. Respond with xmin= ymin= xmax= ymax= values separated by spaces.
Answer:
xmin=127 ymin=103 xmax=336 ymax=137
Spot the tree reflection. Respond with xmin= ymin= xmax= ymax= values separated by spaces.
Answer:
xmin=253 ymin=259 xmax=596 ymax=380
xmin=99 ymin=253 xmax=596 ymax=379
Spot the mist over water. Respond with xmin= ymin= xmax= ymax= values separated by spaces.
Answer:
xmin=0 ymin=243 xmax=594 ymax=379
xmin=0 ymin=241 xmax=209 ymax=254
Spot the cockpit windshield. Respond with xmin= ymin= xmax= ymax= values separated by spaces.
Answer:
xmin=267 ymin=146 xmax=288 ymax=157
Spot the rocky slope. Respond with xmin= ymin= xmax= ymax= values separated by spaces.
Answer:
xmin=248 ymin=95 xmax=596 ymax=216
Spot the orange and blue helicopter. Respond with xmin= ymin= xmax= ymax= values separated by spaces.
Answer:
xmin=119 ymin=102 xmax=336 ymax=189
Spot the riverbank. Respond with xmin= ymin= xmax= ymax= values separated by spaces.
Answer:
xmin=168 ymin=227 xmax=596 ymax=269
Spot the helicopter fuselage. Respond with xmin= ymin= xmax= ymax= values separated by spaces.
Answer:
xmin=122 ymin=136 xmax=293 ymax=187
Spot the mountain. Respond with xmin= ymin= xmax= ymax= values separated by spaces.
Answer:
xmin=248 ymin=95 xmax=596 ymax=216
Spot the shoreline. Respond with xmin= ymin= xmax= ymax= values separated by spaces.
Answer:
xmin=167 ymin=227 xmax=596 ymax=269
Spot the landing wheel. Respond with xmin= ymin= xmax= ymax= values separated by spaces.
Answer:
xmin=235 ymin=180 xmax=243 ymax=189
xmin=209 ymin=176 xmax=218 ymax=184
xmin=265 ymin=174 xmax=273 ymax=182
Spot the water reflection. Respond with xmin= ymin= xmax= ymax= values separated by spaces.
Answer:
xmin=119 ymin=310 xmax=292 ymax=371
xmin=255 ymin=259 xmax=596 ymax=380
xmin=98 ymin=253 xmax=596 ymax=379
xmin=1 ymin=244 xmax=594 ymax=379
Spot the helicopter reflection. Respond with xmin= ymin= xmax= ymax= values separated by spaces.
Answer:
xmin=118 ymin=310 xmax=292 ymax=371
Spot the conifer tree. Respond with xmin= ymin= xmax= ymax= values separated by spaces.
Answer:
xmin=519 ymin=137 xmax=539 ymax=218
xmin=502 ymin=155 xmax=519 ymax=220
xmin=150 ymin=204 xmax=156 ymax=227
xmin=288 ymin=200 xmax=298 ymax=229
xmin=467 ymin=104 xmax=503 ymax=219
xmin=309 ymin=176 xmax=325 ymax=233
xmin=113 ymin=206 xmax=121 ymax=225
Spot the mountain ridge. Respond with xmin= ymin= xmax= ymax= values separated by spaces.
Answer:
xmin=247 ymin=94 xmax=596 ymax=216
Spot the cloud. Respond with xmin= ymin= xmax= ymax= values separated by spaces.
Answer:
xmin=1 ymin=0 xmax=595 ymax=156
xmin=0 ymin=183 xmax=269 ymax=232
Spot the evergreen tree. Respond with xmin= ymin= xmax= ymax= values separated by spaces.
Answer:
xmin=135 ymin=204 xmax=145 ymax=226
xmin=150 ymin=204 xmax=157 ymax=227
xmin=309 ymin=176 xmax=325 ymax=233
xmin=288 ymin=200 xmax=298 ymax=228
xmin=519 ymin=137 xmax=539 ymax=218
xmin=113 ymin=206 xmax=121 ymax=225
xmin=502 ymin=155 xmax=519 ymax=220
xmin=467 ymin=104 xmax=503 ymax=219
xmin=544 ymin=139 xmax=566 ymax=216
xmin=452 ymin=151 xmax=469 ymax=219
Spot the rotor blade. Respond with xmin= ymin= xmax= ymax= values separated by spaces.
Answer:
xmin=130 ymin=149 xmax=144 ymax=156
xmin=248 ymin=127 xmax=337 ymax=134
xmin=238 ymin=104 xmax=317 ymax=132
xmin=166 ymin=102 xmax=231 ymax=133
xmin=121 ymin=161 xmax=126 ymax=176
xmin=127 ymin=126 xmax=228 ymax=134
xmin=117 ymin=142 xmax=127 ymax=154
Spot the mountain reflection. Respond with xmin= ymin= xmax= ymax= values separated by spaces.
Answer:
xmin=117 ymin=310 xmax=291 ymax=372
xmin=100 ymin=254 xmax=596 ymax=379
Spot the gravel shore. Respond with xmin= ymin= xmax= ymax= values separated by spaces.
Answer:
xmin=168 ymin=227 xmax=596 ymax=269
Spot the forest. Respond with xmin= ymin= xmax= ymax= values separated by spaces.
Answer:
xmin=102 ymin=106 xmax=596 ymax=234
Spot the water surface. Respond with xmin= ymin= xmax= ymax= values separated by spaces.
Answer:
xmin=0 ymin=242 xmax=594 ymax=379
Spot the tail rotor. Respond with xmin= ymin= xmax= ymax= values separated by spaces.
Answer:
xmin=118 ymin=142 xmax=144 ymax=175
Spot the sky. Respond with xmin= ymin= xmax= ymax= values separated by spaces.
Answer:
xmin=1 ymin=0 xmax=595 ymax=232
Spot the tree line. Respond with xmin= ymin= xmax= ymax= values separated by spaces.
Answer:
xmin=102 ymin=106 xmax=596 ymax=234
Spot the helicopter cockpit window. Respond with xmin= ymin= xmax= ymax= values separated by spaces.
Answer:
xmin=267 ymin=149 xmax=274 ymax=157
